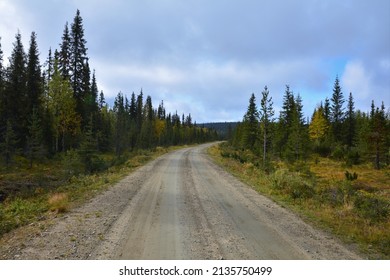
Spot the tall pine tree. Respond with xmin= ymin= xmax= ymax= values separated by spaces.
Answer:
xmin=275 ymin=85 xmax=294 ymax=158
xmin=3 ymin=32 xmax=27 ymax=148
xmin=0 ymin=120 xmax=18 ymax=167
xmin=80 ymin=58 xmax=91 ymax=127
xmin=242 ymin=93 xmax=259 ymax=150
xmin=59 ymin=22 xmax=71 ymax=80
xmin=330 ymin=76 xmax=345 ymax=143
xmin=26 ymin=32 xmax=43 ymax=118
xmin=345 ymin=92 xmax=356 ymax=148
xmin=113 ymin=92 xmax=127 ymax=155
xmin=369 ymin=101 xmax=387 ymax=169
xmin=259 ymin=86 xmax=274 ymax=167
xmin=70 ymin=9 xmax=88 ymax=125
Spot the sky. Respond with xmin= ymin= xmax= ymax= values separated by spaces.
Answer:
xmin=0 ymin=0 xmax=389 ymax=123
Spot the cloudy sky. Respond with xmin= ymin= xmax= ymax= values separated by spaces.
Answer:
xmin=1 ymin=0 xmax=389 ymax=122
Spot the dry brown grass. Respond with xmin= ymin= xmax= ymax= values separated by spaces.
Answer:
xmin=311 ymin=157 xmax=390 ymax=192
xmin=48 ymin=193 xmax=69 ymax=213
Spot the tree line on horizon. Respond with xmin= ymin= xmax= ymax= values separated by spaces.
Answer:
xmin=0 ymin=10 xmax=217 ymax=170
xmin=230 ymin=78 xmax=389 ymax=170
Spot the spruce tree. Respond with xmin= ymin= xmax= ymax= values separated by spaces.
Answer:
xmin=144 ymin=95 xmax=154 ymax=122
xmin=80 ymin=58 xmax=91 ymax=126
xmin=275 ymin=85 xmax=294 ymax=157
xmin=26 ymin=32 xmax=43 ymax=118
xmin=45 ymin=48 xmax=54 ymax=83
xmin=345 ymin=92 xmax=356 ymax=148
xmin=324 ymin=97 xmax=331 ymax=122
xmin=128 ymin=92 xmax=137 ymax=149
xmin=98 ymin=90 xmax=105 ymax=110
xmin=355 ymin=110 xmax=370 ymax=160
xmin=113 ymin=92 xmax=127 ymax=155
xmin=136 ymin=90 xmax=144 ymax=133
xmin=259 ymin=86 xmax=274 ymax=167
xmin=157 ymin=100 xmax=166 ymax=120
xmin=330 ymin=76 xmax=345 ymax=143
xmin=285 ymin=94 xmax=307 ymax=162
xmin=70 ymin=9 xmax=88 ymax=123
xmin=4 ymin=32 xmax=27 ymax=148
xmin=155 ymin=104 xmax=166 ymax=145
xmin=59 ymin=22 xmax=71 ymax=80
xmin=78 ymin=119 xmax=98 ymax=173
xmin=41 ymin=48 xmax=55 ymax=154
xmin=242 ymin=93 xmax=259 ymax=150
xmin=369 ymin=101 xmax=387 ymax=169
xmin=139 ymin=95 xmax=154 ymax=148
xmin=27 ymin=108 xmax=44 ymax=168
xmin=0 ymin=120 xmax=18 ymax=167
xmin=129 ymin=92 xmax=137 ymax=120
xmin=90 ymin=70 xmax=99 ymax=114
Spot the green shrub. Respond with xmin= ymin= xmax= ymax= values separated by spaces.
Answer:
xmin=332 ymin=145 xmax=345 ymax=160
xmin=62 ymin=149 xmax=83 ymax=177
xmin=346 ymin=149 xmax=360 ymax=166
xmin=345 ymin=170 xmax=358 ymax=181
xmin=220 ymin=150 xmax=231 ymax=158
xmin=90 ymin=156 xmax=110 ymax=173
xmin=354 ymin=191 xmax=389 ymax=222
xmin=271 ymin=169 xmax=315 ymax=199
xmin=112 ymin=154 xmax=128 ymax=167
xmin=319 ymin=181 xmax=355 ymax=206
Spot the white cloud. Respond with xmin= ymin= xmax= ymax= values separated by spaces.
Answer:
xmin=341 ymin=61 xmax=371 ymax=99
xmin=0 ymin=1 xmax=22 ymax=58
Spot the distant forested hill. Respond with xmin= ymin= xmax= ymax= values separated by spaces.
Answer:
xmin=199 ymin=122 xmax=239 ymax=139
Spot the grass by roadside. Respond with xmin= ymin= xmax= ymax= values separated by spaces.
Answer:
xmin=208 ymin=143 xmax=390 ymax=259
xmin=0 ymin=146 xmax=185 ymax=238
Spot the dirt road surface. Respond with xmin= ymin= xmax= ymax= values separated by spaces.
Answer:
xmin=0 ymin=143 xmax=360 ymax=259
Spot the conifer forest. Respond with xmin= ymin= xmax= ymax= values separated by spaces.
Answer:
xmin=0 ymin=10 xmax=218 ymax=172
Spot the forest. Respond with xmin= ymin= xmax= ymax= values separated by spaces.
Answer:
xmin=229 ymin=82 xmax=389 ymax=170
xmin=0 ymin=10 xmax=218 ymax=173
xmin=214 ymin=81 xmax=389 ymax=257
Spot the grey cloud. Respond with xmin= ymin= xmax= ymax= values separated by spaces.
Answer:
xmin=1 ymin=0 xmax=389 ymax=122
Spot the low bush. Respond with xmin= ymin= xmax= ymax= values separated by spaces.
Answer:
xmin=332 ymin=145 xmax=345 ymax=160
xmin=345 ymin=170 xmax=358 ymax=181
xmin=346 ymin=149 xmax=361 ymax=166
xmin=62 ymin=149 xmax=84 ymax=177
xmin=354 ymin=191 xmax=389 ymax=222
xmin=48 ymin=193 xmax=69 ymax=213
xmin=271 ymin=169 xmax=315 ymax=199
xmin=318 ymin=181 xmax=355 ymax=207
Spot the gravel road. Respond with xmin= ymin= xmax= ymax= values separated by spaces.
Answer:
xmin=0 ymin=143 xmax=360 ymax=260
